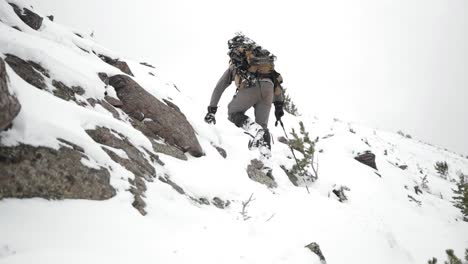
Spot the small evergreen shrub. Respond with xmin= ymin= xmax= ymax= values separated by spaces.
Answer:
xmin=283 ymin=89 xmax=299 ymax=116
xmin=280 ymin=121 xmax=318 ymax=186
xmin=452 ymin=172 xmax=468 ymax=222
xmin=434 ymin=161 xmax=449 ymax=178
xmin=427 ymin=248 xmax=467 ymax=264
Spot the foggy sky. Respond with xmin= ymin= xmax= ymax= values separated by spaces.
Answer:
xmin=32 ymin=0 xmax=468 ymax=156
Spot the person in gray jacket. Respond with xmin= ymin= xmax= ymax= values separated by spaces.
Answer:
xmin=204 ymin=63 xmax=285 ymax=152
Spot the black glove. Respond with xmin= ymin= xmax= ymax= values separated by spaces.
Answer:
xmin=274 ymin=101 xmax=284 ymax=121
xmin=204 ymin=106 xmax=218 ymax=124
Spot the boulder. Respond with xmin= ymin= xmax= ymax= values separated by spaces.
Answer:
xmin=0 ymin=142 xmax=115 ymax=200
xmin=246 ymin=159 xmax=277 ymax=188
xmin=108 ymin=74 xmax=204 ymax=157
xmin=9 ymin=3 xmax=43 ymax=30
xmin=0 ymin=58 xmax=21 ymax=131
xmin=5 ymin=54 xmax=47 ymax=90
xmin=354 ymin=151 xmax=377 ymax=170
xmin=98 ymin=54 xmax=134 ymax=76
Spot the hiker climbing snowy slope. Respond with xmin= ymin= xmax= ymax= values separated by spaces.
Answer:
xmin=205 ymin=34 xmax=284 ymax=159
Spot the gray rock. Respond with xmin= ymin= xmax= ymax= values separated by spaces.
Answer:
xmin=151 ymin=139 xmax=187 ymax=161
xmin=98 ymin=100 xmax=121 ymax=119
xmin=212 ymin=144 xmax=227 ymax=159
xmin=399 ymin=164 xmax=408 ymax=170
xmin=98 ymin=72 xmax=109 ymax=83
xmin=108 ymin=74 xmax=204 ymax=157
xmin=52 ymin=80 xmax=75 ymax=101
xmin=140 ymin=62 xmax=155 ymax=68
xmin=0 ymin=58 xmax=21 ymax=131
xmin=280 ymin=167 xmax=299 ymax=186
xmin=305 ymin=242 xmax=327 ymax=264
xmin=5 ymin=54 xmax=46 ymax=90
xmin=50 ymin=80 xmax=85 ymax=102
xmin=212 ymin=197 xmax=230 ymax=209
xmin=97 ymin=54 xmax=134 ymax=76
xmin=127 ymin=118 xmax=187 ymax=161
xmin=105 ymin=95 xmax=123 ymax=107
xmin=355 ymin=151 xmax=377 ymax=170
xmin=86 ymin=127 xmax=157 ymax=215
xmin=246 ymin=159 xmax=277 ymax=188
xmin=9 ymin=3 xmax=43 ymax=30
xmin=158 ymin=176 xmax=185 ymax=195
xmin=0 ymin=143 xmax=115 ymax=200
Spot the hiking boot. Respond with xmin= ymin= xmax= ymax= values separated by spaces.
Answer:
xmin=248 ymin=128 xmax=271 ymax=153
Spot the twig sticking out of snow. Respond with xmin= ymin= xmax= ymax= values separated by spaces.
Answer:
xmin=240 ymin=193 xmax=255 ymax=221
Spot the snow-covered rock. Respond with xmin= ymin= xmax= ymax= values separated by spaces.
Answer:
xmin=0 ymin=58 xmax=21 ymax=130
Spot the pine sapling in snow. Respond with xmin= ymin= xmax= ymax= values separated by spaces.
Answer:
xmin=280 ymin=121 xmax=318 ymax=187
xmin=434 ymin=161 xmax=449 ymax=179
xmin=452 ymin=172 xmax=468 ymax=222
xmin=427 ymin=248 xmax=467 ymax=264
xmin=283 ymin=88 xmax=299 ymax=116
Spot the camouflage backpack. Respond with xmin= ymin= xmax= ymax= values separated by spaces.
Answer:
xmin=227 ymin=33 xmax=283 ymax=96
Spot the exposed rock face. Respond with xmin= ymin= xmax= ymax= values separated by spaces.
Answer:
xmin=104 ymin=95 xmax=123 ymax=107
xmin=0 ymin=58 xmax=21 ymax=131
xmin=52 ymin=80 xmax=85 ymax=101
xmin=86 ymin=126 xmax=159 ymax=215
xmin=355 ymin=151 xmax=377 ymax=170
xmin=129 ymin=118 xmax=187 ymax=160
xmin=5 ymin=54 xmax=47 ymax=90
xmin=0 ymin=143 xmax=115 ymax=200
xmin=305 ymin=242 xmax=327 ymax=264
xmin=246 ymin=159 xmax=277 ymax=188
xmin=98 ymin=54 xmax=134 ymax=76
xmin=158 ymin=176 xmax=185 ymax=195
xmin=9 ymin=3 xmax=43 ymax=30
xmin=108 ymin=74 xmax=204 ymax=157
xmin=87 ymin=98 xmax=121 ymax=120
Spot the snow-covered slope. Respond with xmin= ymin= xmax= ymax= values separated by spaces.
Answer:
xmin=0 ymin=1 xmax=467 ymax=263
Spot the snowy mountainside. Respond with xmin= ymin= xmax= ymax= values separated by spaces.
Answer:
xmin=0 ymin=1 xmax=467 ymax=264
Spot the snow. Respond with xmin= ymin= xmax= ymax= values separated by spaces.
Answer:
xmin=1 ymin=1 xmax=468 ymax=264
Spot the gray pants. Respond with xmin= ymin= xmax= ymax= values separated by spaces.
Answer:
xmin=227 ymin=79 xmax=274 ymax=129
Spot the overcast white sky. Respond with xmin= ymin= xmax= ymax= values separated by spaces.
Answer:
xmin=32 ymin=0 xmax=468 ymax=156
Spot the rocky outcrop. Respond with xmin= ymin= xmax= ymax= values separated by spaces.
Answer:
xmin=52 ymin=80 xmax=85 ymax=101
xmin=97 ymin=54 xmax=134 ymax=76
xmin=0 ymin=58 xmax=21 ymax=131
xmin=86 ymin=126 xmax=160 ymax=215
xmin=0 ymin=142 xmax=115 ymax=200
xmin=108 ymin=74 xmax=204 ymax=157
xmin=246 ymin=159 xmax=277 ymax=188
xmin=305 ymin=242 xmax=327 ymax=264
xmin=87 ymin=98 xmax=121 ymax=120
xmin=104 ymin=95 xmax=123 ymax=107
xmin=9 ymin=3 xmax=43 ymax=30
xmin=5 ymin=54 xmax=47 ymax=90
xmin=355 ymin=151 xmax=377 ymax=170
